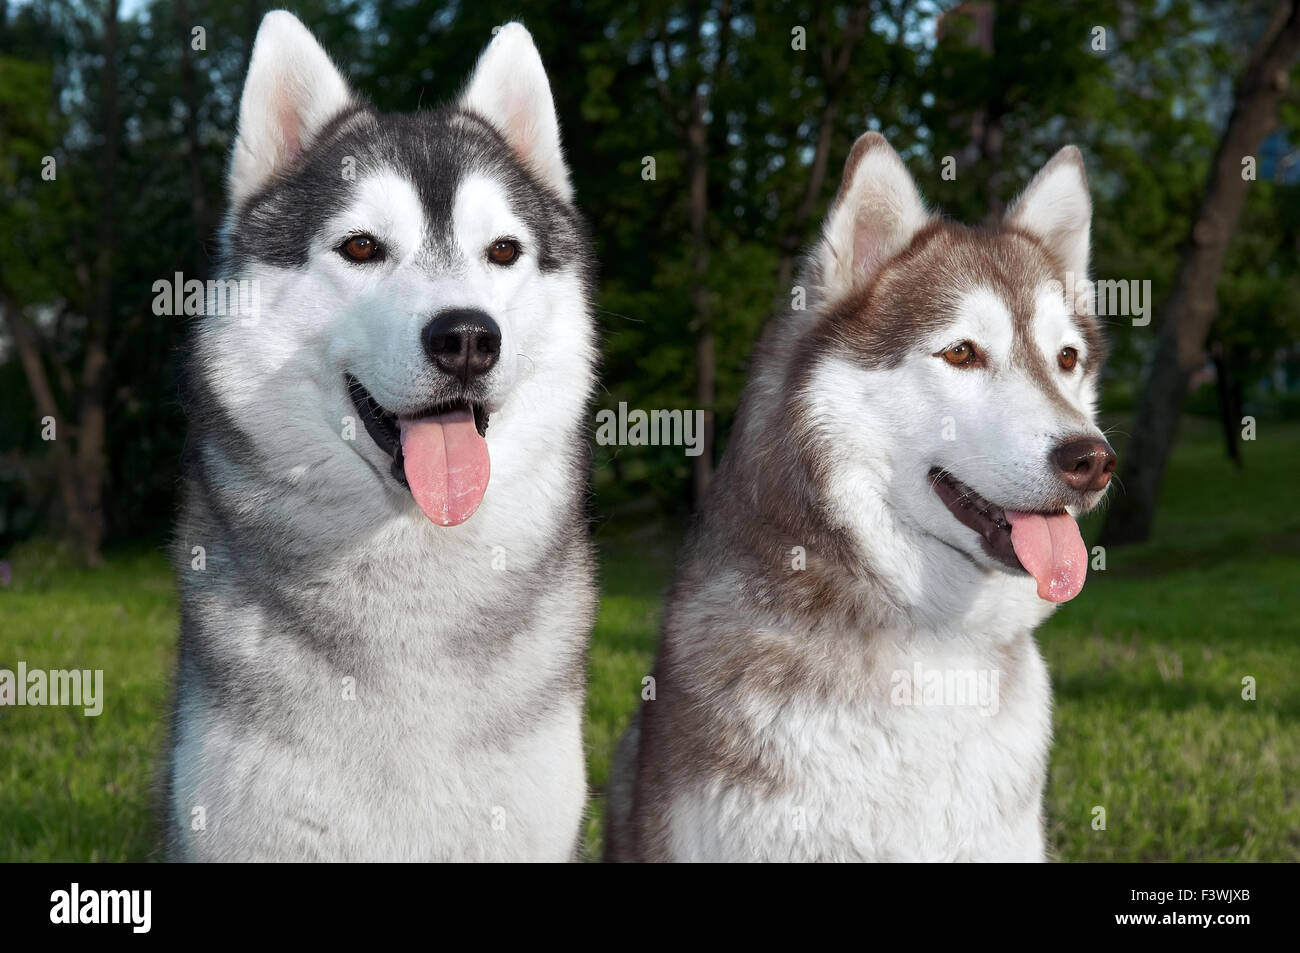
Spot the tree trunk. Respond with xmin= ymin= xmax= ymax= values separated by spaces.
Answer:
xmin=1100 ymin=0 xmax=1300 ymax=546
xmin=773 ymin=2 xmax=871 ymax=293
xmin=0 ymin=293 xmax=87 ymax=549
xmin=684 ymin=0 xmax=732 ymax=505
xmin=0 ymin=0 xmax=120 ymax=566
xmin=688 ymin=84 xmax=715 ymax=505
xmin=1212 ymin=344 xmax=1244 ymax=467
xmin=71 ymin=0 xmax=119 ymax=565
xmin=177 ymin=0 xmax=209 ymax=271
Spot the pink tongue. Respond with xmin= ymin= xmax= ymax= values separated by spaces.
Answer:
xmin=398 ymin=409 xmax=490 ymax=526
xmin=1005 ymin=510 xmax=1088 ymax=603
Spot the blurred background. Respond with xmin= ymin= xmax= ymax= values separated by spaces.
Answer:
xmin=1 ymin=0 xmax=1297 ymax=861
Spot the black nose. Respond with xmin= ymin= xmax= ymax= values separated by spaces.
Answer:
xmin=1051 ymin=436 xmax=1117 ymax=492
xmin=421 ymin=309 xmax=501 ymax=383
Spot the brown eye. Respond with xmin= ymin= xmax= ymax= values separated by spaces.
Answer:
xmin=487 ymin=239 xmax=520 ymax=266
xmin=340 ymin=234 xmax=382 ymax=263
xmin=1059 ymin=347 xmax=1079 ymax=371
xmin=939 ymin=342 xmax=979 ymax=367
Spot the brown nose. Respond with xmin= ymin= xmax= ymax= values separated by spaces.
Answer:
xmin=1051 ymin=437 xmax=1117 ymax=492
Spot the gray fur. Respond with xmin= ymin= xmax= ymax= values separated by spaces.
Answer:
xmin=162 ymin=16 xmax=597 ymax=862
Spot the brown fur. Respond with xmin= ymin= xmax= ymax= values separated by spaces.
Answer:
xmin=605 ymin=159 xmax=1105 ymax=863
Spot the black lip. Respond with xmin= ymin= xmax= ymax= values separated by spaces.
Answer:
xmin=345 ymin=374 xmax=489 ymax=488
xmin=929 ymin=468 xmax=1026 ymax=573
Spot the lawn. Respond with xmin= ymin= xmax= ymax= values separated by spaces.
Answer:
xmin=2 ymin=417 xmax=1297 ymax=861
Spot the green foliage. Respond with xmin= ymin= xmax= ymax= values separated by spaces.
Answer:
xmin=0 ymin=0 xmax=1297 ymax=538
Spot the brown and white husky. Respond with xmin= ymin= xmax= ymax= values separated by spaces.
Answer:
xmin=606 ymin=133 xmax=1115 ymax=862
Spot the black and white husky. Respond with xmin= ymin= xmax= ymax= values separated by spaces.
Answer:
xmin=164 ymin=12 xmax=596 ymax=861
xmin=607 ymin=133 xmax=1116 ymax=862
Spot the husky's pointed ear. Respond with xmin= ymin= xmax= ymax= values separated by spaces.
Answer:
xmin=1004 ymin=146 xmax=1092 ymax=277
xmin=816 ymin=132 xmax=929 ymax=298
xmin=229 ymin=11 xmax=354 ymax=208
xmin=460 ymin=23 xmax=572 ymax=202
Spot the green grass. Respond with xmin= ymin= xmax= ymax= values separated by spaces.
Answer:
xmin=2 ymin=418 xmax=1297 ymax=861
xmin=1041 ymin=417 xmax=1300 ymax=861
xmin=0 ymin=547 xmax=175 ymax=861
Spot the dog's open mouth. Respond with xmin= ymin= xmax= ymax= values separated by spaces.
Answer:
xmin=929 ymin=468 xmax=1088 ymax=604
xmin=347 ymin=374 xmax=490 ymax=526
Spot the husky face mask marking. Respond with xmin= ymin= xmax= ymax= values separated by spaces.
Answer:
xmin=606 ymin=133 xmax=1110 ymax=864
xmin=800 ymin=134 xmax=1114 ymax=604
xmin=215 ymin=15 xmax=592 ymax=526
xmin=168 ymin=14 xmax=597 ymax=863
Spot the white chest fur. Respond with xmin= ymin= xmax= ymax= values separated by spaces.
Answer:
xmin=667 ymin=627 xmax=1053 ymax=862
